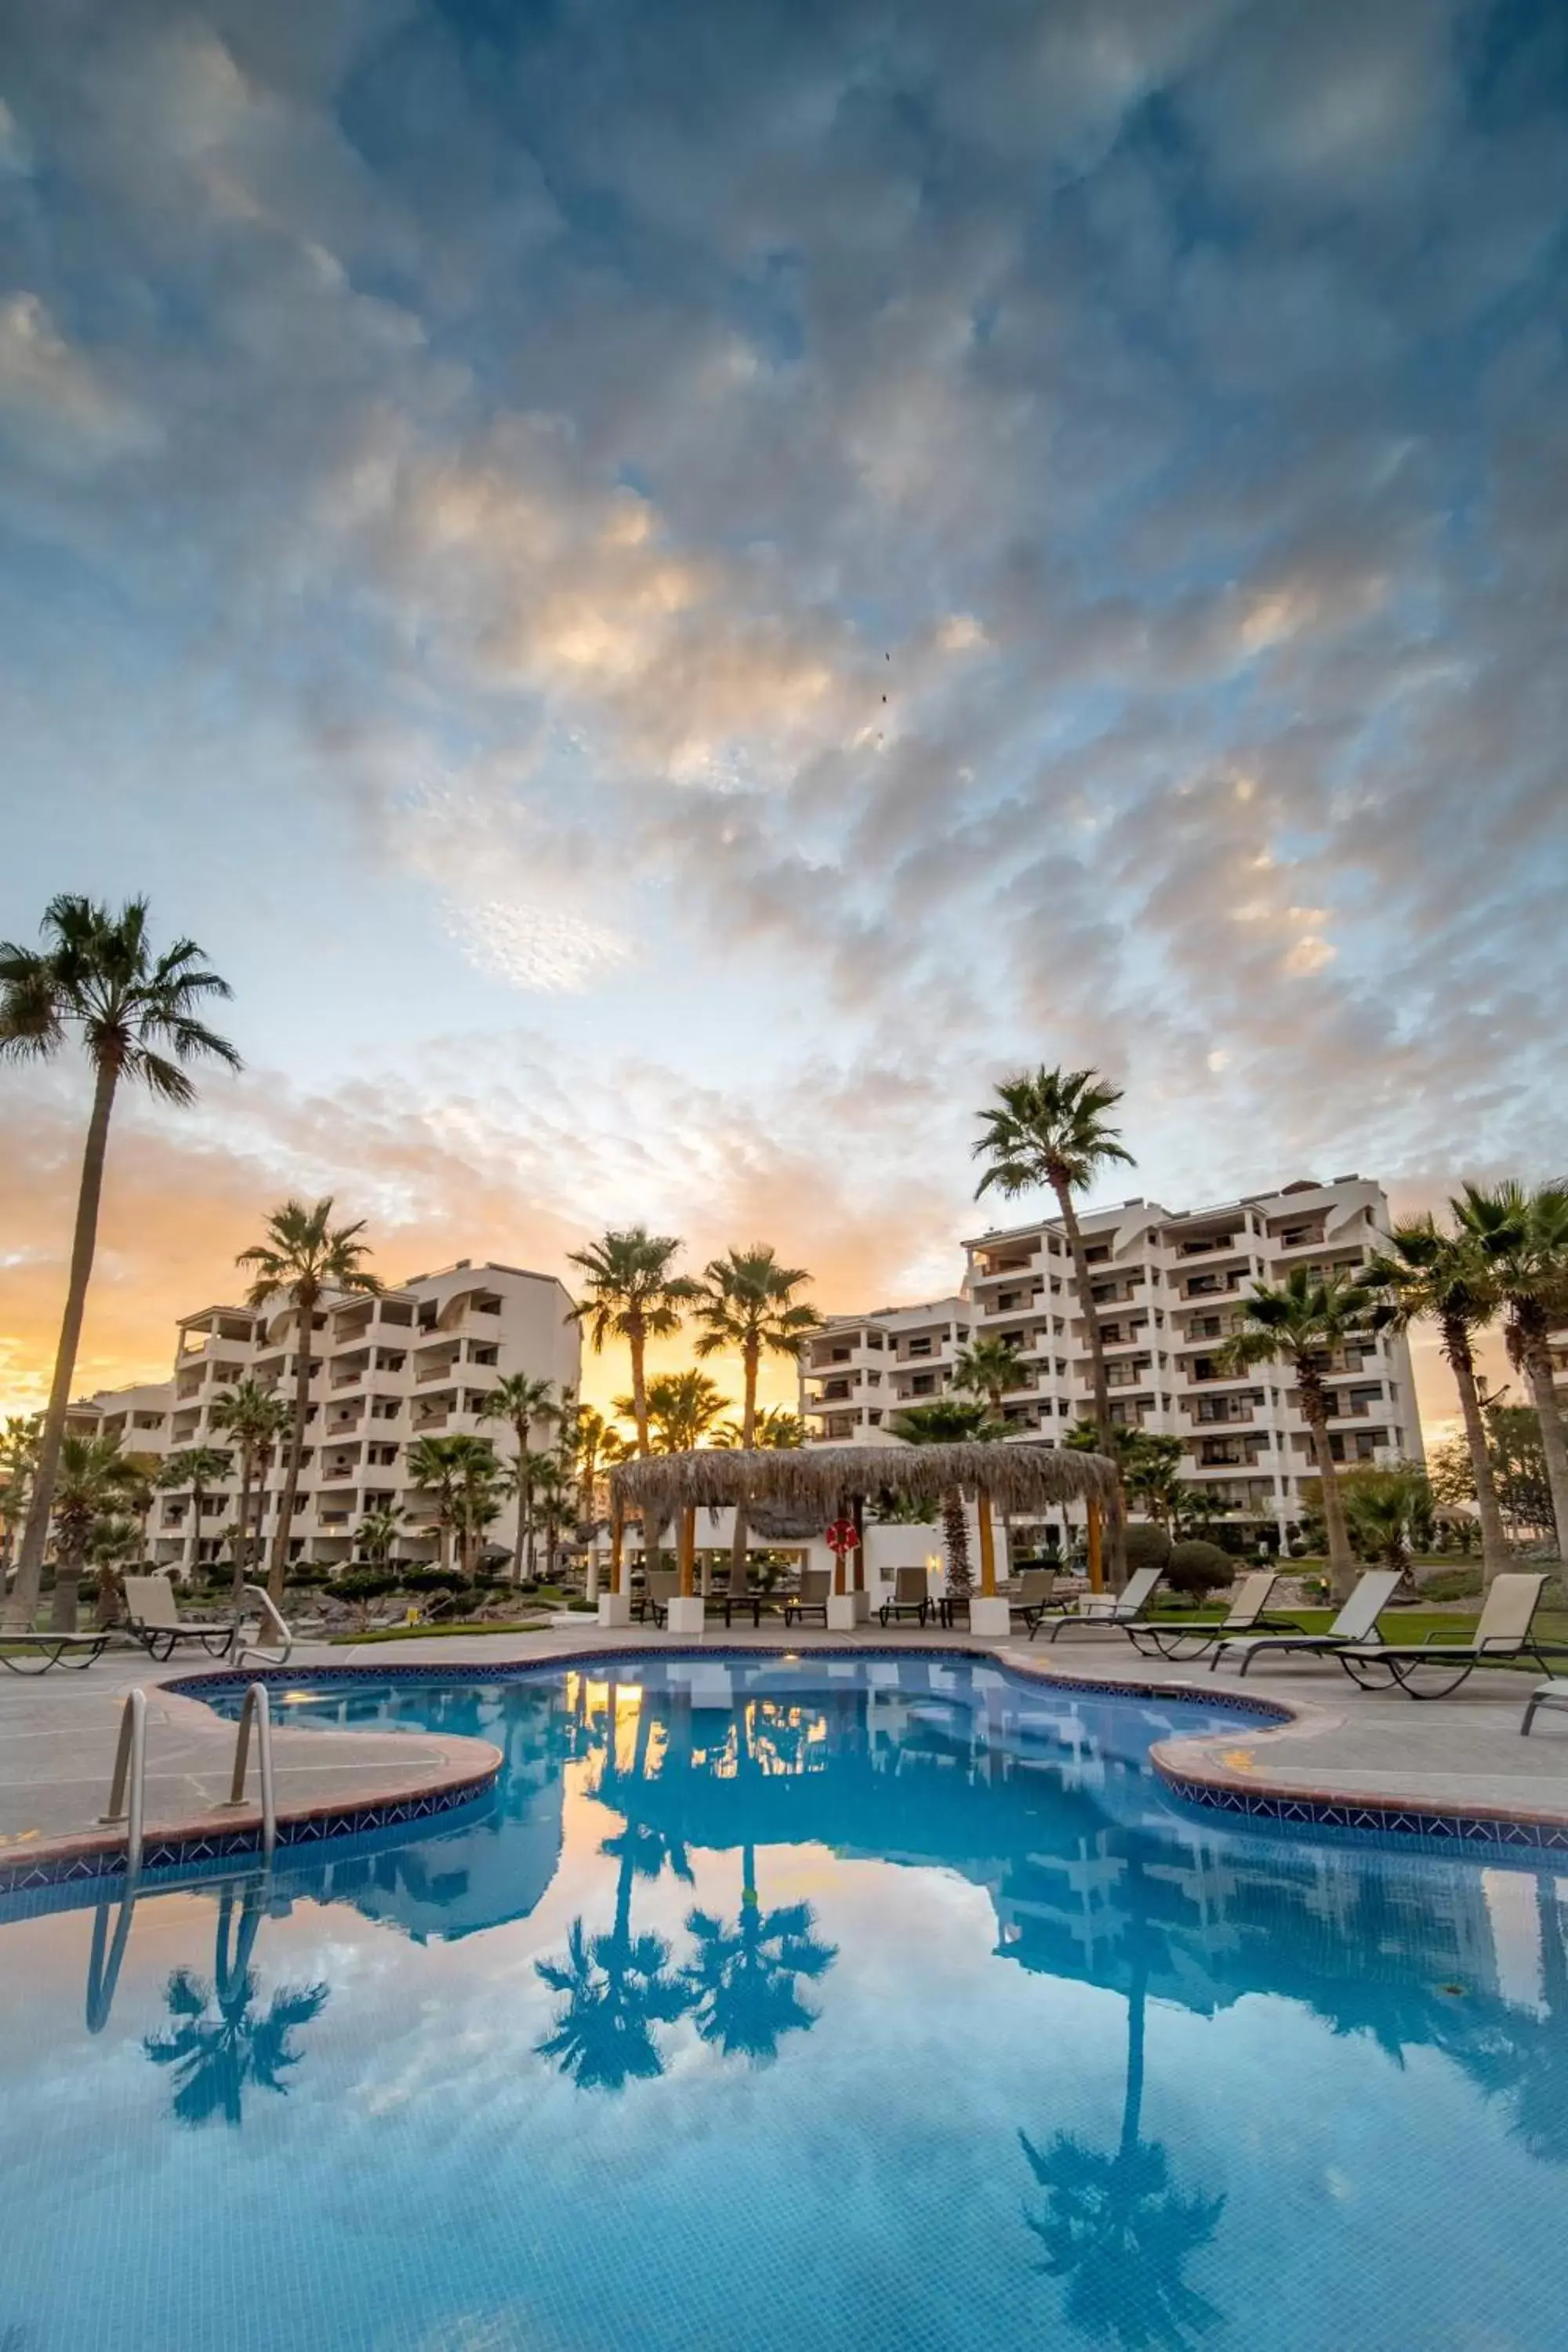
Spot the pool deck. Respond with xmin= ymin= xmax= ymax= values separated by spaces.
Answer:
xmin=3 ymin=1617 xmax=1567 ymax=1880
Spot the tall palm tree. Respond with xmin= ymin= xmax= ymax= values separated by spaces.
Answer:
xmin=143 ymin=1964 xmax=328 ymax=2130
xmin=532 ymin=1455 xmax=575 ymax=1582
xmin=691 ymin=1245 xmax=821 ymax=1577
xmin=887 ymin=1396 xmax=996 ymax=1599
xmin=1219 ymin=1266 xmax=1375 ymax=1601
xmin=973 ymin=1066 xmax=1136 ymax=1586
xmin=567 ymin=1229 xmax=698 ymax=1457
xmin=155 ymin=1444 xmax=234 ymax=1581
xmin=618 ymin=1370 xmax=732 ymax=1455
xmin=208 ymin=1380 xmax=290 ymax=1605
xmin=953 ymin=1332 xmax=1029 ymax=1421
xmin=1363 ymin=1216 xmax=1509 ymax=1582
xmin=237 ymin=1200 xmax=381 ymax=1604
xmin=1453 ymin=1183 xmax=1568 ymax=1560
xmin=0 ymin=895 xmax=240 ymax=1629
xmin=45 ymin=1431 xmax=143 ymax=1632
xmin=477 ymin=1374 xmax=561 ymax=1581
xmin=713 ymin=1406 xmax=807 ymax=1450
xmin=354 ymin=1502 xmax=407 ymax=1566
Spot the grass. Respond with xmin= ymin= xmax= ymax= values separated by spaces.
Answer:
xmin=327 ymin=1617 xmax=550 ymax=1646
xmin=1147 ymin=1600 xmax=1568 ymax=1659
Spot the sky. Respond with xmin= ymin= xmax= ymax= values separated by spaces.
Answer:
xmin=2 ymin=0 xmax=1566 ymax=1433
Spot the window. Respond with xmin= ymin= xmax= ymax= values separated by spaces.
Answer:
xmin=1084 ymin=1244 xmax=1110 ymax=1264
xmin=906 ymin=1337 xmax=933 ymax=1358
xmin=909 ymin=1373 xmax=936 ymax=1396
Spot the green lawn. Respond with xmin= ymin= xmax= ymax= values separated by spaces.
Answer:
xmin=326 ymin=1617 xmax=550 ymax=1646
xmin=1146 ymin=1601 xmax=1568 ymax=1656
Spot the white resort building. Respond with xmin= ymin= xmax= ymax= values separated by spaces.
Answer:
xmin=70 ymin=1260 xmax=580 ymax=1573
xmin=800 ymin=1298 xmax=971 ymax=1444
xmin=801 ymin=1175 xmax=1424 ymax=1540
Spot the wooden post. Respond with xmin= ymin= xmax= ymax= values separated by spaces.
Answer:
xmin=978 ymin=1494 xmax=997 ymax=1598
xmin=851 ymin=1494 xmax=865 ymax=1595
xmin=610 ymin=1502 xmax=625 ymax=1596
xmin=1086 ymin=1499 xmax=1104 ymax=1595
xmin=833 ymin=1496 xmax=848 ymax=1596
xmin=678 ymin=1505 xmax=696 ymax=1599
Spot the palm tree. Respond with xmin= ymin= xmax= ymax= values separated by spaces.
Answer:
xmin=354 ymin=1502 xmax=406 ymax=1566
xmin=1219 ymin=1266 xmax=1375 ymax=1601
xmin=1453 ymin=1184 xmax=1568 ymax=1559
xmin=887 ymin=1396 xmax=996 ymax=1599
xmin=618 ymin=1370 xmax=731 ymax=1454
xmin=691 ymin=1244 xmax=821 ymax=1578
xmin=407 ymin=1432 xmax=499 ymax=1575
xmin=713 ymin=1406 xmax=808 ymax=1450
xmin=143 ymin=1964 xmax=328 ymax=2129
xmin=532 ymin=1456 xmax=575 ymax=1582
xmin=45 ymin=1431 xmax=143 ymax=1632
xmin=237 ymin=1200 xmax=381 ymax=1605
xmin=973 ymin=1066 xmax=1136 ymax=1586
xmin=0 ymin=1416 xmax=39 ymax=1585
xmin=684 ymin=1848 xmax=837 ymax=2064
xmin=1363 ymin=1217 xmax=1509 ymax=1581
xmin=0 ymin=895 xmax=240 ymax=1630
xmin=477 ymin=1374 xmax=561 ymax=1581
xmin=567 ymin=1229 xmax=698 ymax=1457
xmin=208 ymin=1380 xmax=290 ymax=1606
xmin=154 ymin=1444 xmax=234 ymax=1582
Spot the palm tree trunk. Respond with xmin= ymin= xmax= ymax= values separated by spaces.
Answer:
xmin=1054 ymin=1181 xmax=1128 ymax=1592
xmin=510 ymin=1424 xmax=528 ymax=1585
xmin=189 ymin=1473 xmax=205 ymax=1584
xmin=1303 ymin=1382 xmax=1356 ymax=1602
xmin=1521 ymin=1338 xmax=1568 ymax=1566
xmin=4 ymin=1057 xmax=119 ymax=1630
xmin=1443 ymin=1318 xmax=1509 ymax=1584
xmin=1120 ymin=1960 xmax=1148 ymax=2159
xmin=230 ymin=1443 xmax=255 ymax=1609
xmin=942 ymin=1487 xmax=971 ymax=1597
xmin=268 ymin=1297 xmax=315 ymax=1607
xmin=729 ymin=1341 xmax=760 ymax=1584
xmin=49 ymin=1544 xmax=83 ymax=1634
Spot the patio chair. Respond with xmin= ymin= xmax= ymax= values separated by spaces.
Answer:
xmin=1208 ymin=1569 xmax=1402 ymax=1678
xmin=1127 ymin=1570 xmax=1294 ymax=1661
xmin=1338 ymin=1571 xmax=1563 ymax=1699
xmin=706 ymin=1569 xmax=775 ymax=1629
xmin=1007 ymin=1569 xmax=1068 ymax=1633
xmin=1032 ymin=1565 xmax=1163 ymax=1643
xmin=878 ymin=1566 xmax=931 ymax=1628
xmin=0 ymin=1628 xmax=114 ymax=1675
xmin=122 ymin=1575 xmax=239 ymax=1664
xmin=1522 ymin=1679 xmax=1568 ymax=1735
xmin=633 ymin=1568 xmax=679 ymax=1628
xmin=785 ymin=1566 xmax=831 ymax=1627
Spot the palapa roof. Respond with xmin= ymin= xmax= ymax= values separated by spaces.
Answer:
xmin=609 ymin=1441 xmax=1118 ymax=1530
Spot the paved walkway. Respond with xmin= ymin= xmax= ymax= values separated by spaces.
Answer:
xmin=3 ymin=1621 xmax=1566 ymax=1857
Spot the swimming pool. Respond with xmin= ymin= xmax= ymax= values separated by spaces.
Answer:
xmin=2 ymin=1653 xmax=1563 ymax=2350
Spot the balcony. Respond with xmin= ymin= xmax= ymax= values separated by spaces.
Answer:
xmin=417 ymin=1359 xmax=459 ymax=1382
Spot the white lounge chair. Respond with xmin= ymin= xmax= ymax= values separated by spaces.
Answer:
xmin=1210 ymin=1569 xmax=1402 ymax=1678
xmin=1033 ymin=1565 xmax=1163 ymax=1643
xmin=1007 ymin=1568 xmax=1067 ymax=1633
xmin=0 ymin=1628 xmax=114 ymax=1675
xmin=123 ymin=1575 xmax=238 ymax=1664
xmin=1339 ymin=1571 xmax=1564 ymax=1699
xmin=1127 ymin=1570 xmax=1294 ymax=1661
xmin=878 ymin=1566 xmax=932 ymax=1628
xmin=786 ymin=1567 xmax=831 ymax=1627
xmin=1522 ymin=1680 xmax=1568 ymax=1735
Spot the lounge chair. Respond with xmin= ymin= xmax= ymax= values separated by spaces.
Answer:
xmin=0 ymin=1628 xmax=114 ymax=1675
xmin=1338 ymin=1571 xmax=1564 ymax=1698
xmin=633 ymin=1568 xmax=679 ymax=1628
xmin=1127 ymin=1570 xmax=1294 ymax=1661
xmin=1522 ymin=1680 xmax=1568 ymax=1735
xmin=785 ymin=1566 xmax=831 ymax=1627
xmin=878 ymin=1566 xmax=932 ymax=1628
xmin=1208 ymin=1569 xmax=1402 ymax=1678
xmin=123 ymin=1576 xmax=238 ymax=1663
xmin=1032 ymin=1565 xmax=1163 ymax=1643
xmin=1007 ymin=1569 xmax=1069 ymax=1633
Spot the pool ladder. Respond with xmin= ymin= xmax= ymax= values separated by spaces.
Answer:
xmin=101 ymin=1680 xmax=278 ymax=1878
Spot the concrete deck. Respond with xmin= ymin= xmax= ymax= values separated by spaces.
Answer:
xmin=3 ymin=1620 xmax=1566 ymax=1867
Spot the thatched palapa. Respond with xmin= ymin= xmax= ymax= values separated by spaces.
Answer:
xmin=609 ymin=1441 xmax=1119 ymax=1535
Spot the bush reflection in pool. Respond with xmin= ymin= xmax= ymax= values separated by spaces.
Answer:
xmin=2 ymin=1653 xmax=1566 ymax=2352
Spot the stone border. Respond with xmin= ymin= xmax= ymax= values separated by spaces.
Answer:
xmin=9 ymin=1637 xmax=1565 ymax=1891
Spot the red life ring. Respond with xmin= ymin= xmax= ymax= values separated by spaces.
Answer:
xmin=825 ymin=1519 xmax=862 ymax=1552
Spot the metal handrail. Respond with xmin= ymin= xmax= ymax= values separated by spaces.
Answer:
xmin=221 ymin=1682 xmax=277 ymax=1864
xmin=237 ymin=1581 xmax=293 ymax=1668
xmin=100 ymin=1686 xmax=147 ymax=1876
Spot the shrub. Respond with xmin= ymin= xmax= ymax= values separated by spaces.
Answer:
xmin=400 ymin=1564 xmax=467 ymax=1595
xmin=1166 ymin=1540 xmax=1236 ymax=1601
xmin=285 ymin=1562 xmax=334 ymax=1588
xmin=1123 ymin=1523 xmax=1172 ymax=1572
xmin=1418 ymin=1566 xmax=1483 ymax=1603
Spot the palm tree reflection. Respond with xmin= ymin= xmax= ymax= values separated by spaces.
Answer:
xmin=684 ymin=1842 xmax=837 ymax=2064
xmin=144 ymin=1965 xmax=328 ymax=2129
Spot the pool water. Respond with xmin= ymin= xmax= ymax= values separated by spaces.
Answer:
xmin=2 ymin=1654 xmax=1565 ymax=2352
